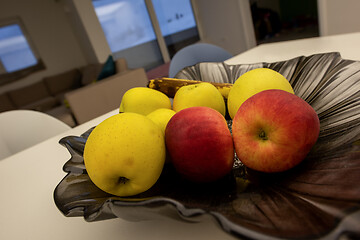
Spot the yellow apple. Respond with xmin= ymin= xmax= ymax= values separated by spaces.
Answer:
xmin=227 ymin=68 xmax=294 ymax=119
xmin=172 ymin=82 xmax=226 ymax=116
xmin=83 ymin=112 xmax=166 ymax=197
xmin=119 ymin=87 xmax=172 ymax=115
xmin=146 ymin=108 xmax=176 ymax=135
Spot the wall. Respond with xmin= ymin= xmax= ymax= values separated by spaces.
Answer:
xmin=0 ymin=0 xmax=87 ymax=93
xmin=192 ymin=0 xmax=256 ymax=55
xmin=318 ymin=0 xmax=360 ymax=36
xmin=66 ymin=0 xmax=111 ymax=64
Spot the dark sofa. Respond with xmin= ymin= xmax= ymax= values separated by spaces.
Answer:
xmin=0 ymin=57 xmax=132 ymax=127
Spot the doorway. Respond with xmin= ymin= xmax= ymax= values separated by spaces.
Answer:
xmin=250 ymin=0 xmax=319 ymax=45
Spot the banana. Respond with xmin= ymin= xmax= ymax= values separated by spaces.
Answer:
xmin=148 ymin=77 xmax=233 ymax=99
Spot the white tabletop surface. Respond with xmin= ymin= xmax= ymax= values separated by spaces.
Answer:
xmin=0 ymin=109 xmax=238 ymax=240
xmin=225 ymin=31 xmax=360 ymax=65
xmin=1 ymin=32 xmax=360 ymax=240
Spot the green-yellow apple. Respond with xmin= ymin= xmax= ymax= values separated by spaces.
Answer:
xmin=232 ymin=89 xmax=320 ymax=173
xmin=165 ymin=106 xmax=234 ymax=182
xmin=146 ymin=108 xmax=176 ymax=135
xmin=227 ymin=68 xmax=294 ymax=119
xmin=84 ymin=112 xmax=166 ymax=196
xmin=172 ymin=82 xmax=226 ymax=116
xmin=120 ymin=87 xmax=172 ymax=115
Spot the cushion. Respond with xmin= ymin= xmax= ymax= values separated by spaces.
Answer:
xmin=81 ymin=63 xmax=103 ymax=86
xmin=20 ymin=97 xmax=58 ymax=112
xmin=115 ymin=58 xmax=128 ymax=73
xmin=97 ymin=55 xmax=116 ymax=80
xmin=8 ymin=81 xmax=51 ymax=108
xmin=0 ymin=92 xmax=16 ymax=112
xmin=46 ymin=105 xmax=76 ymax=127
xmin=43 ymin=68 xmax=81 ymax=96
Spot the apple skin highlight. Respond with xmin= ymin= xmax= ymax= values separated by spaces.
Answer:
xmin=232 ymin=89 xmax=320 ymax=173
xmin=165 ymin=106 xmax=234 ymax=182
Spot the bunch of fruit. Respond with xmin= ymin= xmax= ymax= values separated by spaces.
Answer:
xmin=83 ymin=68 xmax=320 ymax=197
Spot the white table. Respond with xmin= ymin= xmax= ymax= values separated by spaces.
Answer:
xmin=0 ymin=109 xmax=237 ymax=240
xmin=225 ymin=32 xmax=360 ymax=65
xmin=1 ymin=32 xmax=360 ymax=240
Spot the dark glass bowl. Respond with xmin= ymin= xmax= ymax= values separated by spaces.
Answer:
xmin=54 ymin=52 xmax=360 ymax=240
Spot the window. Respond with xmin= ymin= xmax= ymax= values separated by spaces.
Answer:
xmin=93 ymin=0 xmax=157 ymax=53
xmin=0 ymin=17 xmax=45 ymax=85
xmin=152 ymin=0 xmax=197 ymax=37
xmin=92 ymin=0 xmax=199 ymax=70
xmin=152 ymin=0 xmax=199 ymax=58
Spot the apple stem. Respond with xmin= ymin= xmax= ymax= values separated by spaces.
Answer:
xmin=258 ymin=130 xmax=268 ymax=140
xmin=118 ymin=177 xmax=130 ymax=184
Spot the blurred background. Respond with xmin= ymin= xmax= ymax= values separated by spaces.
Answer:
xmin=0 ymin=0 xmax=359 ymax=93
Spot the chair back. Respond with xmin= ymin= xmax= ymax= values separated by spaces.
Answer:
xmin=169 ymin=43 xmax=233 ymax=78
xmin=0 ymin=110 xmax=71 ymax=159
xmin=65 ymin=68 xmax=148 ymax=125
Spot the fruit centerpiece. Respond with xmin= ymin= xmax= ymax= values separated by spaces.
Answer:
xmin=54 ymin=52 xmax=360 ymax=240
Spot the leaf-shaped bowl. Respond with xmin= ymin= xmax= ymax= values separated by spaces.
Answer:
xmin=54 ymin=52 xmax=360 ymax=240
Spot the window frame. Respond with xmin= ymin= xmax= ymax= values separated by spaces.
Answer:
xmin=92 ymin=0 xmax=200 ymax=69
xmin=0 ymin=16 xmax=45 ymax=86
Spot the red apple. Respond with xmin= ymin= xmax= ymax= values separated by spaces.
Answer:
xmin=165 ymin=106 xmax=234 ymax=182
xmin=232 ymin=89 xmax=320 ymax=173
